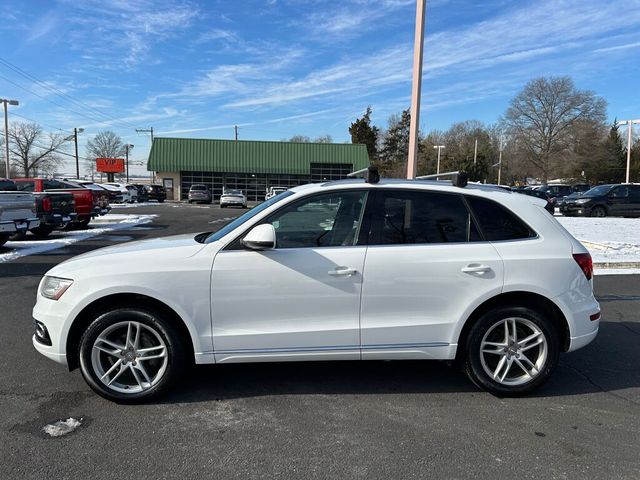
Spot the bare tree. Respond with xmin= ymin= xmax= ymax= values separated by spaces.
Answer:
xmin=504 ymin=76 xmax=606 ymax=181
xmin=86 ymin=130 xmax=125 ymax=160
xmin=9 ymin=122 xmax=66 ymax=177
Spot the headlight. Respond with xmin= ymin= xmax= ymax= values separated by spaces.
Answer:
xmin=40 ymin=276 xmax=73 ymax=300
xmin=575 ymin=198 xmax=591 ymax=204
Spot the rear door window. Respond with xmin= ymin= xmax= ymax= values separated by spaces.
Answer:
xmin=466 ymin=196 xmax=535 ymax=241
xmin=369 ymin=190 xmax=481 ymax=245
xmin=15 ymin=181 xmax=35 ymax=192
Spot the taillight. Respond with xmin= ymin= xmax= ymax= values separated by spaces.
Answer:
xmin=42 ymin=197 xmax=52 ymax=212
xmin=573 ymin=253 xmax=593 ymax=280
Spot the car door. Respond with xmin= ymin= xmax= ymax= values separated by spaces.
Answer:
xmin=608 ymin=186 xmax=630 ymax=216
xmin=211 ymin=189 xmax=370 ymax=362
xmin=630 ymin=186 xmax=640 ymax=216
xmin=359 ymin=189 xmax=504 ymax=360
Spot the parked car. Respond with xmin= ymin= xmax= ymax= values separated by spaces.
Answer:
xmin=220 ymin=189 xmax=247 ymax=208
xmin=98 ymin=183 xmax=125 ymax=203
xmin=11 ymin=192 xmax=77 ymax=239
xmin=512 ymin=187 xmax=555 ymax=214
xmin=0 ymin=180 xmax=39 ymax=247
xmin=559 ymin=184 xmax=640 ymax=217
xmin=538 ymin=184 xmax=591 ymax=206
xmin=188 ymin=184 xmax=212 ymax=204
xmin=132 ymin=184 xmax=149 ymax=203
xmin=265 ymin=186 xmax=288 ymax=200
xmin=32 ymin=177 xmax=600 ymax=402
xmin=126 ymin=185 xmax=139 ymax=203
xmin=146 ymin=184 xmax=166 ymax=203
xmin=14 ymin=178 xmax=109 ymax=228
xmin=104 ymin=183 xmax=137 ymax=203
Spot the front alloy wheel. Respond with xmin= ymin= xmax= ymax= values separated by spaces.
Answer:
xmin=464 ymin=306 xmax=559 ymax=396
xmin=79 ymin=308 xmax=184 ymax=403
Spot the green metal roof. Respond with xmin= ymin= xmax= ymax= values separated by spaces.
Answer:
xmin=147 ymin=137 xmax=370 ymax=174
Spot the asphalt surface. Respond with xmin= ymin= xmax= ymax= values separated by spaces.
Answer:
xmin=1 ymin=203 xmax=639 ymax=480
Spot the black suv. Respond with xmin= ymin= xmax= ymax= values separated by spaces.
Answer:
xmin=146 ymin=184 xmax=166 ymax=203
xmin=559 ymin=184 xmax=640 ymax=217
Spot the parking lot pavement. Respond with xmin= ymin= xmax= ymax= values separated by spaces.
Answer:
xmin=1 ymin=203 xmax=639 ymax=479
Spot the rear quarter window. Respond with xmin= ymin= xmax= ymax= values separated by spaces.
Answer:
xmin=466 ymin=196 xmax=535 ymax=241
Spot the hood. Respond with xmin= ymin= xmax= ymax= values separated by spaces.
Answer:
xmin=48 ymin=233 xmax=208 ymax=277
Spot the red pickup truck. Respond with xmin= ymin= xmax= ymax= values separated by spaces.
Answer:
xmin=13 ymin=178 xmax=110 ymax=228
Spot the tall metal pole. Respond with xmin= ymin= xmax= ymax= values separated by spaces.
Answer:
xmin=3 ymin=101 xmax=9 ymax=179
xmin=407 ymin=0 xmax=426 ymax=179
xmin=497 ymin=135 xmax=503 ymax=185
xmin=433 ymin=145 xmax=444 ymax=174
xmin=74 ymin=128 xmax=80 ymax=179
xmin=620 ymin=119 xmax=640 ymax=183
xmin=125 ymin=144 xmax=129 ymax=183
xmin=473 ymin=138 xmax=478 ymax=165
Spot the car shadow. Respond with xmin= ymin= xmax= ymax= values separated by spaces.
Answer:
xmin=157 ymin=320 xmax=640 ymax=404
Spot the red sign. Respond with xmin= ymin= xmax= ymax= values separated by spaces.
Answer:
xmin=96 ymin=158 xmax=125 ymax=173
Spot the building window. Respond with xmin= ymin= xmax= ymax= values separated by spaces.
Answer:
xmin=310 ymin=163 xmax=353 ymax=183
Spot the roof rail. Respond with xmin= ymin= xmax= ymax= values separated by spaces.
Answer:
xmin=416 ymin=170 xmax=468 ymax=188
xmin=347 ymin=165 xmax=380 ymax=184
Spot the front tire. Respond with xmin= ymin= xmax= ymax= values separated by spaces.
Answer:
xmin=591 ymin=206 xmax=606 ymax=217
xmin=78 ymin=307 xmax=185 ymax=403
xmin=463 ymin=306 xmax=559 ymax=396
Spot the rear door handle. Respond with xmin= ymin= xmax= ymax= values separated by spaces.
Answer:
xmin=461 ymin=264 xmax=492 ymax=274
xmin=328 ymin=267 xmax=357 ymax=277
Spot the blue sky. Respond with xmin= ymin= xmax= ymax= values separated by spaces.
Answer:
xmin=1 ymin=0 xmax=640 ymax=175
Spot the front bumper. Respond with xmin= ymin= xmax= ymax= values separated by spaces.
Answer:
xmin=559 ymin=204 xmax=591 ymax=216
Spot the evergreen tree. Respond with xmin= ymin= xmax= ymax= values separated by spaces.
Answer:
xmin=599 ymin=122 xmax=626 ymax=183
xmin=379 ymin=109 xmax=411 ymax=176
xmin=348 ymin=106 xmax=379 ymax=162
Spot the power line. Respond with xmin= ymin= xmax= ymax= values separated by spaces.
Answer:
xmin=0 ymin=56 xmax=140 ymax=131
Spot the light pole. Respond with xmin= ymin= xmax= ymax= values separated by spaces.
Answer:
xmin=619 ymin=119 xmax=640 ymax=183
xmin=433 ymin=145 xmax=445 ymax=174
xmin=125 ymin=144 xmax=134 ymax=183
xmin=1 ymin=98 xmax=19 ymax=179
xmin=407 ymin=0 xmax=427 ymax=179
xmin=497 ymin=134 xmax=503 ymax=185
xmin=73 ymin=128 xmax=84 ymax=178
xmin=473 ymin=138 xmax=478 ymax=165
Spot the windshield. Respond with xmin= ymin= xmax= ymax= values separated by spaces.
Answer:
xmin=583 ymin=185 xmax=613 ymax=197
xmin=204 ymin=190 xmax=294 ymax=243
xmin=224 ymin=190 xmax=243 ymax=195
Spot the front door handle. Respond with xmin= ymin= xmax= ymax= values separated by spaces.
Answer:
xmin=461 ymin=264 xmax=492 ymax=274
xmin=328 ymin=267 xmax=357 ymax=277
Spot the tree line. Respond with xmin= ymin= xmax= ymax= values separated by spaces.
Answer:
xmin=349 ymin=76 xmax=640 ymax=184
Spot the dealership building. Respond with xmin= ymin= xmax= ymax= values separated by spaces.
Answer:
xmin=147 ymin=137 xmax=370 ymax=201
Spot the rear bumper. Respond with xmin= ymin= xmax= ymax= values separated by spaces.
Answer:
xmin=40 ymin=212 xmax=77 ymax=226
xmin=553 ymin=290 xmax=600 ymax=352
xmin=0 ymin=217 xmax=40 ymax=233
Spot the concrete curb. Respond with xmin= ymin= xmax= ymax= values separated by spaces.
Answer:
xmin=594 ymin=262 xmax=640 ymax=269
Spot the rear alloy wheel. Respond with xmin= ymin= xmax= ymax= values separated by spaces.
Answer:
xmin=79 ymin=308 xmax=185 ymax=403
xmin=591 ymin=206 xmax=606 ymax=217
xmin=464 ymin=306 xmax=559 ymax=396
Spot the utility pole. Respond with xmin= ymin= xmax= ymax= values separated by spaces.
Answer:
xmin=619 ymin=119 xmax=640 ymax=183
xmin=124 ymin=144 xmax=134 ymax=183
xmin=73 ymin=128 xmax=84 ymax=179
xmin=497 ymin=135 xmax=503 ymax=185
xmin=136 ymin=127 xmax=154 ymax=183
xmin=1 ymin=98 xmax=19 ymax=179
xmin=473 ymin=138 xmax=478 ymax=165
xmin=407 ymin=0 xmax=427 ymax=179
xmin=433 ymin=145 xmax=445 ymax=174
xmin=234 ymin=125 xmax=238 ymax=141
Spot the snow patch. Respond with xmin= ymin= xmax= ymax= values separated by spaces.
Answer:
xmin=43 ymin=417 xmax=82 ymax=437
xmin=0 ymin=214 xmax=156 ymax=263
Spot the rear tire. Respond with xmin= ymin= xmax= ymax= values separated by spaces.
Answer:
xmin=463 ymin=306 xmax=559 ymax=396
xmin=0 ymin=233 xmax=10 ymax=247
xmin=78 ymin=307 xmax=185 ymax=403
xmin=30 ymin=225 xmax=54 ymax=239
xmin=591 ymin=206 xmax=606 ymax=218
xmin=76 ymin=216 xmax=91 ymax=229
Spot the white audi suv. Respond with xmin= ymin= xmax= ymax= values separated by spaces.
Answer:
xmin=32 ymin=176 xmax=600 ymax=402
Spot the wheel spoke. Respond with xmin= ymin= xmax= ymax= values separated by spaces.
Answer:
xmin=492 ymin=356 xmax=507 ymax=379
xmin=481 ymin=347 xmax=504 ymax=355
xmin=94 ymin=343 xmax=121 ymax=358
xmin=519 ymin=354 xmax=539 ymax=373
xmin=482 ymin=341 xmax=506 ymax=347
xmin=518 ymin=331 xmax=542 ymax=348
xmin=503 ymin=319 xmax=509 ymax=344
xmin=500 ymin=358 xmax=514 ymax=382
xmin=133 ymin=323 xmax=141 ymax=350
xmin=135 ymin=362 xmax=152 ymax=384
xmin=96 ymin=337 xmax=125 ymax=351
xmin=514 ymin=358 xmax=532 ymax=378
xmin=100 ymin=359 xmax=122 ymax=380
xmin=509 ymin=318 xmax=517 ymax=342
xmin=129 ymin=364 xmax=145 ymax=390
xmin=106 ymin=362 xmax=128 ymax=386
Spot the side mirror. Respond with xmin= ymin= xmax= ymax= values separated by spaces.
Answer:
xmin=241 ymin=224 xmax=276 ymax=250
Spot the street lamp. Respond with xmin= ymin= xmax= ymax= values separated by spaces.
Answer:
xmin=1 ymin=98 xmax=19 ymax=179
xmin=125 ymin=144 xmax=134 ymax=183
xmin=619 ymin=119 xmax=640 ymax=183
xmin=433 ymin=145 xmax=445 ymax=174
